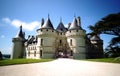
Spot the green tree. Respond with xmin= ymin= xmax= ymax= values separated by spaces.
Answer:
xmin=89 ymin=12 xmax=120 ymax=57
xmin=0 ymin=51 xmax=3 ymax=60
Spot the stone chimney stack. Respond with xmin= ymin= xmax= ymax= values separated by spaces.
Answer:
xmin=41 ymin=18 xmax=44 ymax=27
xmin=77 ymin=16 xmax=81 ymax=27
xmin=68 ymin=23 xmax=71 ymax=29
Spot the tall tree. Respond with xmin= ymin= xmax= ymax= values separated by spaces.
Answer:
xmin=89 ymin=12 xmax=120 ymax=57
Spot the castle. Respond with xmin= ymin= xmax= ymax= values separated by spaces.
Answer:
xmin=11 ymin=16 xmax=103 ymax=59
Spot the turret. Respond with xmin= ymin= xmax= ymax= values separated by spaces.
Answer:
xmin=37 ymin=16 xmax=57 ymax=58
xmin=90 ymin=35 xmax=103 ymax=58
xmin=66 ymin=16 xmax=86 ymax=59
xmin=11 ymin=25 xmax=25 ymax=59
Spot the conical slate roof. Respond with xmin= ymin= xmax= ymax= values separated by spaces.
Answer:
xmin=69 ymin=18 xmax=80 ymax=30
xmin=16 ymin=26 xmax=24 ymax=38
xmin=41 ymin=17 xmax=54 ymax=29
xmin=56 ymin=22 xmax=67 ymax=32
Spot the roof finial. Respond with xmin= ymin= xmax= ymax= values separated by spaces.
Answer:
xmin=20 ymin=25 xmax=22 ymax=30
xmin=48 ymin=13 xmax=50 ymax=18
xmin=74 ymin=13 xmax=76 ymax=18
xmin=60 ymin=17 xmax=62 ymax=22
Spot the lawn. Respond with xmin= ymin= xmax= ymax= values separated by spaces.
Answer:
xmin=86 ymin=58 xmax=120 ymax=63
xmin=0 ymin=59 xmax=54 ymax=66
xmin=0 ymin=58 xmax=120 ymax=66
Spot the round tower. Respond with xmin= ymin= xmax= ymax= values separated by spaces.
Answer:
xmin=66 ymin=17 xmax=86 ymax=59
xmin=11 ymin=26 xmax=25 ymax=59
xmin=37 ymin=17 xmax=57 ymax=58
xmin=90 ymin=35 xmax=103 ymax=58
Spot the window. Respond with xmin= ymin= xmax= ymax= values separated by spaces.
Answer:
xmin=76 ymin=30 xmax=78 ymax=32
xmin=34 ymin=51 xmax=36 ymax=57
xmin=41 ymin=29 xmax=42 ymax=31
xmin=60 ymin=39 xmax=62 ymax=45
xmin=41 ymin=39 xmax=43 ymax=46
xmin=28 ymin=51 xmax=30 ymax=57
xmin=35 ymin=47 xmax=36 ymax=50
xmin=70 ymin=39 xmax=72 ymax=46
xmin=40 ymin=50 xmax=42 ymax=57
xmin=70 ymin=31 xmax=71 ymax=33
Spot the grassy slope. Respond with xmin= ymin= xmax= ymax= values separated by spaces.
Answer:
xmin=0 ymin=59 xmax=53 ymax=66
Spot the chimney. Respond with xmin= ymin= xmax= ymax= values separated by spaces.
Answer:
xmin=77 ymin=16 xmax=81 ymax=27
xmin=41 ymin=18 xmax=44 ymax=27
xmin=28 ymin=35 xmax=30 ymax=39
xmin=68 ymin=23 xmax=71 ymax=29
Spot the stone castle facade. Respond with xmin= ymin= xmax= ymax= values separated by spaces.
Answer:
xmin=11 ymin=16 xmax=103 ymax=59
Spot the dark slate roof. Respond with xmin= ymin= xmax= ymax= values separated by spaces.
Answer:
xmin=25 ymin=36 xmax=38 ymax=46
xmin=90 ymin=35 xmax=101 ymax=41
xmin=68 ymin=18 xmax=81 ymax=30
xmin=41 ymin=17 xmax=54 ymax=29
xmin=16 ymin=26 xmax=24 ymax=38
xmin=56 ymin=22 xmax=67 ymax=32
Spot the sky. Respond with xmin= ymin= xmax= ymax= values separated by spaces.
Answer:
xmin=0 ymin=0 xmax=120 ymax=54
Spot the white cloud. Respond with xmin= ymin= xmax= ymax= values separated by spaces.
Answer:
xmin=2 ymin=18 xmax=11 ymax=23
xmin=2 ymin=17 xmax=40 ymax=31
xmin=1 ymin=35 xmax=5 ymax=38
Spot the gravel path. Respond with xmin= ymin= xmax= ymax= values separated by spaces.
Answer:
xmin=0 ymin=58 xmax=120 ymax=76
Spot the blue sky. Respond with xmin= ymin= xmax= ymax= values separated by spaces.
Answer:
xmin=0 ymin=0 xmax=120 ymax=54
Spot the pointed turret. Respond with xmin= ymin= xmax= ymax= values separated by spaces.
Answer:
xmin=41 ymin=16 xmax=54 ymax=29
xmin=15 ymin=25 xmax=24 ymax=39
xmin=11 ymin=26 xmax=25 ymax=59
xmin=56 ymin=18 xmax=67 ymax=32
xmin=69 ymin=17 xmax=80 ymax=30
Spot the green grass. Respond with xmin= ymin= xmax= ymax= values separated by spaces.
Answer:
xmin=0 ymin=58 xmax=120 ymax=66
xmin=86 ymin=58 xmax=120 ymax=63
xmin=0 ymin=59 xmax=54 ymax=66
